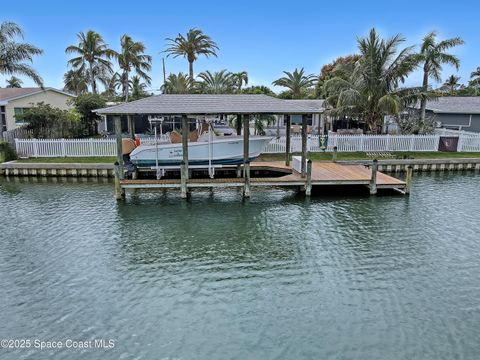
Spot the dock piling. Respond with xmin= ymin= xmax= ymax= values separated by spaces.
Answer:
xmin=369 ymin=159 xmax=378 ymax=195
xmin=285 ymin=115 xmax=291 ymax=166
xmin=332 ymin=146 xmax=338 ymax=162
xmin=180 ymin=115 xmax=189 ymax=199
xmin=114 ymin=162 xmax=125 ymax=200
xmin=305 ymin=159 xmax=312 ymax=196
xmin=405 ymin=165 xmax=413 ymax=195
xmin=301 ymin=114 xmax=307 ymax=177
xmin=244 ymin=162 xmax=251 ymax=198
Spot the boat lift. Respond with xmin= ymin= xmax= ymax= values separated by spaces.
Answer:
xmin=147 ymin=116 xmax=222 ymax=180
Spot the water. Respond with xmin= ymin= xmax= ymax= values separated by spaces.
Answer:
xmin=1 ymin=173 xmax=480 ymax=360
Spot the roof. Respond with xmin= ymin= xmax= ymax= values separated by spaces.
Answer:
xmin=422 ymin=97 xmax=480 ymax=114
xmin=0 ymin=87 xmax=75 ymax=102
xmin=94 ymin=94 xmax=323 ymax=115
xmin=284 ymin=99 xmax=325 ymax=111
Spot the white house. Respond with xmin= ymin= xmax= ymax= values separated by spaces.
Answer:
xmin=0 ymin=87 xmax=75 ymax=133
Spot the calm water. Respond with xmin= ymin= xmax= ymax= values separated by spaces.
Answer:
xmin=1 ymin=173 xmax=480 ymax=360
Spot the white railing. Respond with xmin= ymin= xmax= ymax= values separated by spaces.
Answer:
xmin=15 ymin=138 xmax=117 ymax=157
xmin=263 ymin=134 xmax=441 ymax=153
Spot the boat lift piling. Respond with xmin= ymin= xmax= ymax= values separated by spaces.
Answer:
xmin=243 ymin=114 xmax=251 ymax=198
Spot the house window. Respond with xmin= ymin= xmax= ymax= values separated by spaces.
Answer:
xmin=14 ymin=107 xmax=31 ymax=124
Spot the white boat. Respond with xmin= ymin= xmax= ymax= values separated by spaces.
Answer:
xmin=129 ymin=132 xmax=272 ymax=167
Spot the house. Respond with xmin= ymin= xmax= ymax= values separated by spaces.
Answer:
xmin=0 ymin=87 xmax=75 ymax=133
xmin=421 ymin=97 xmax=480 ymax=132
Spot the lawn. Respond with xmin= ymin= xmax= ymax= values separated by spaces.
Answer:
xmin=14 ymin=157 xmax=116 ymax=164
xmin=9 ymin=152 xmax=480 ymax=164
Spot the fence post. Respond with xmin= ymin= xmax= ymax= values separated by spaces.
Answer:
xmin=14 ymin=138 xmax=19 ymax=155
xmin=360 ymin=135 xmax=364 ymax=152
xmin=386 ymin=135 xmax=390 ymax=151
xmin=457 ymin=133 xmax=464 ymax=152
xmin=409 ymin=136 xmax=415 ymax=151
xmin=61 ymin=139 xmax=66 ymax=157
xmin=89 ymin=138 xmax=94 ymax=156
xmin=33 ymin=139 xmax=39 ymax=158
xmin=332 ymin=146 xmax=338 ymax=162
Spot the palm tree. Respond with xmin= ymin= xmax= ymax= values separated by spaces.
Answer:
xmin=324 ymin=28 xmax=422 ymax=133
xmin=197 ymin=70 xmax=234 ymax=93
xmin=65 ymin=30 xmax=116 ymax=94
xmin=5 ymin=76 xmax=22 ymax=88
xmin=232 ymin=71 xmax=248 ymax=92
xmin=129 ymin=75 xmax=149 ymax=100
xmin=0 ymin=21 xmax=43 ymax=86
xmin=418 ymin=31 xmax=464 ymax=121
xmin=63 ymin=69 xmax=88 ymax=94
xmin=272 ymin=68 xmax=316 ymax=99
xmin=161 ymin=72 xmax=193 ymax=94
xmin=165 ymin=28 xmax=219 ymax=81
xmin=469 ymin=67 xmax=480 ymax=89
xmin=442 ymin=75 xmax=461 ymax=95
xmin=117 ymin=34 xmax=152 ymax=102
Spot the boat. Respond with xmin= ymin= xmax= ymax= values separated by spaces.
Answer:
xmin=128 ymin=129 xmax=272 ymax=167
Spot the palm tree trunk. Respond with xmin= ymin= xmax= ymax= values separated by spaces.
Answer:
xmin=420 ymin=67 xmax=428 ymax=122
xmin=89 ymin=61 xmax=96 ymax=94
xmin=189 ymin=61 xmax=194 ymax=82
xmin=125 ymin=72 xmax=129 ymax=102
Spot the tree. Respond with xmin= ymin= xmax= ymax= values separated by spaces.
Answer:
xmin=117 ymin=34 xmax=152 ymax=102
xmin=70 ymin=93 xmax=106 ymax=135
xmin=272 ymin=68 xmax=316 ymax=99
xmin=441 ymin=75 xmax=461 ymax=95
xmin=469 ymin=67 xmax=480 ymax=90
xmin=6 ymin=76 xmax=22 ymax=88
xmin=21 ymin=102 xmax=82 ymax=138
xmin=231 ymin=71 xmax=248 ymax=92
xmin=161 ymin=72 xmax=193 ymax=94
xmin=63 ymin=69 xmax=88 ymax=95
xmin=241 ymin=85 xmax=276 ymax=96
xmin=316 ymin=55 xmax=360 ymax=98
xmin=165 ymin=28 xmax=219 ymax=81
xmin=196 ymin=69 xmax=234 ymax=93
xmin=129 ymin=75 xmax=150 ymax=100
xmin=65 ymin=30 xmax=116 ymax=94
xmin=0 ymin=21 xmax=43 ymax=86
xmin=418 ymin=31 xmax=464 ymax=121
xmin=324 ymin=28 xmax=422 ymax=133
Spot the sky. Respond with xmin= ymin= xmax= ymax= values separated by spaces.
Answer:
xmin=2 ymin=0 xmax=479 ymax=93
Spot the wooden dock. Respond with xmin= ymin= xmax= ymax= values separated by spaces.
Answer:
xmin=120 ymin=161 xmax=407 ymax=193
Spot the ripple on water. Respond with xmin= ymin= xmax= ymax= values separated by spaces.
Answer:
xmin=1 ymin=173 xmax=480 ymax=359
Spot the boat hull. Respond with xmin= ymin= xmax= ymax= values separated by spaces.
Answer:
xmin=129 ymin=136 xmax=272 ymax=167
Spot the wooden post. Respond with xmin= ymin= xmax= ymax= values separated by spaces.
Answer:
xmin=243 ymin=114 xmax=250 ymax=198
xmin=405 ymin=165 xmax=413 ymax=195
xmin=127 ymin=115 xmax=135 ymax=139
xmin=180 ymin=115 xmax=189 ymax=199
xmin=285 ymin=115 xmax=291 ymax=166
xmin=305 ymin=159 xmax=312 ymax=196
xmin=332 ymin=146 xmax=338 ymax=162
xmin=114 ymin=162 xmax=125 ymax=199
xmin=236 ymin=114 xmax=242 ymax=135
xmin=370 ymin=159 xmax=378 ymax=195
xmin=236 ymin=114 xmax=242 ymax=177
xmin=114 ymin=116 xmax=124 ymax=179
xmin=301 ymin=114 xmax=307 ymax=177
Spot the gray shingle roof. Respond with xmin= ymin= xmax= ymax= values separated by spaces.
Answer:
xmin=284 ymin=99 xmax=325 ymax=111
xmin=424 ymin=97 xmax=480 ymax=114
xmin=94 ymin=94 xmax=323 ymax=115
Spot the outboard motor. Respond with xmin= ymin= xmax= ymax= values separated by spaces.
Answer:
xmin=122 ymin=138 xmax=138 ymax=178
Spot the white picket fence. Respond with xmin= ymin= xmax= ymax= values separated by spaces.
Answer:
xmin=15 ymin=138 xmax=117 ymax=157
xmin=13 ymin=131 xmax=480 ymax=158
xmin=263 ymin=134 xmax=441 ymax=153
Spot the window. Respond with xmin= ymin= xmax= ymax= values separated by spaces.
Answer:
xmin=14 ymin=107 xmax=30 ymax=124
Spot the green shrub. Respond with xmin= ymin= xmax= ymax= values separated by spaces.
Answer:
xmin=0 ymin=141 xmax=17 ymax=162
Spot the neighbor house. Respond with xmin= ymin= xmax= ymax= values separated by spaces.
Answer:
xmin=0 ymin=87 xmax=75 ymax=133
xmin=421 ymin=97 xmax=480 ymax=132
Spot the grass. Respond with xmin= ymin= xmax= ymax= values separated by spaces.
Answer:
xmin=14 ymin=157 xmax=116 ymax=164
xmin=9 ymin=152 xmax=480 ymax=164
xmin=257 ymin=152 xmax=480 ymax=162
